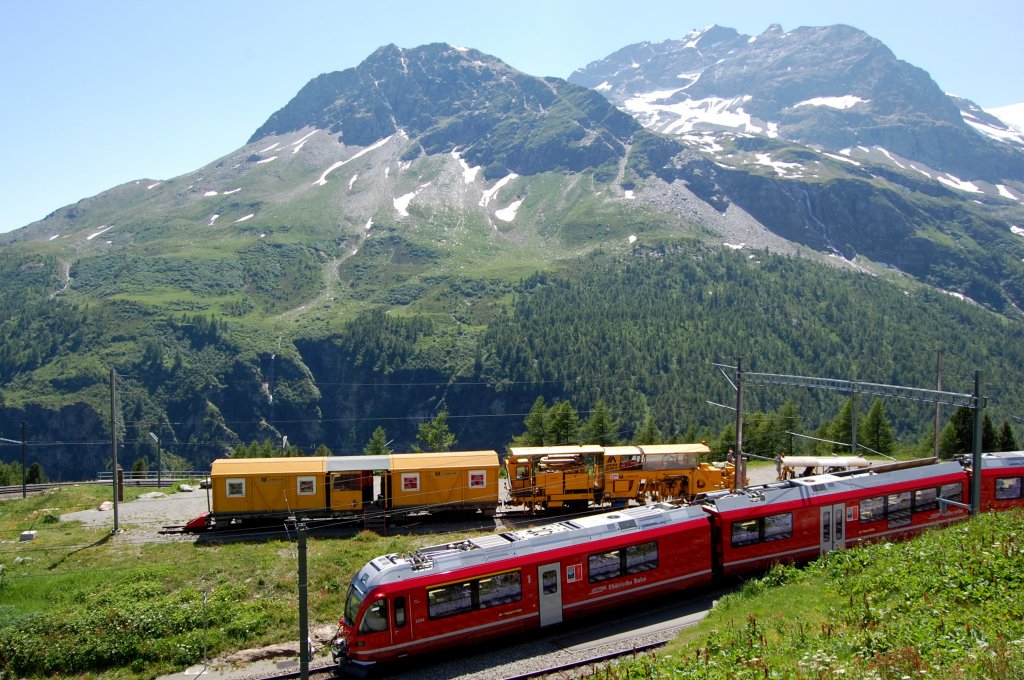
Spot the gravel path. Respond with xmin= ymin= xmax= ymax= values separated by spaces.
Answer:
xmin=61 ymin=488 xmax=210 ymax=543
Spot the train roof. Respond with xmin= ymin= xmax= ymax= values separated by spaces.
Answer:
xmin=211 ymin=456 xmax=328 ymax=474
xmin=327 ymin=455 xmax=389 ymax=471
xmin=605 ymin=443 xmax=711 ymax=456
xmin=389 ymin=451 xmax=498 ymax=470
xmin=702 ymin=460 xmax=965 ymax=514
xmin=353 ymin=503 xmax=708 ymax=589
xmin=508 ymin=445 xmax=604 ymax=458
xmin=780 ymin=456 xmax=870 ymax=468
xmin=979 ymin=451 xmax=1024 ymax=469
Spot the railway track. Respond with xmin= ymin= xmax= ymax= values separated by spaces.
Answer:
xmin=250 ymin=642 xmax=667 ymax=680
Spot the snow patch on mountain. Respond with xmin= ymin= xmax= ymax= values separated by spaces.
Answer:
xmin=480 ymin=173 xmax=518 ymax=208
xmin=291 ymin=130 xmax=317 ymax=153
xmin=753 ymin=153 xmax=803 ymax=177
xmin=625 ymin=91 xmax=777 ymax=138
xmin=314 ymin=136 xmax=394 ymax=186
xmin=998 ymin=185 xmax=1021 ymax=201
xmin=495 ymin=199 xmax=523 ymax=222
xmin=394 ymin=183 xmax=431 ymax=217
xmin=451 ymin=150 xmax=481 ymax=184
xmin=86 ymin=225 xmax=114 ymax=241
xmin=937 ymin=174 xmax=982 ymax=193
xmin=962 ymin=108 xmax=1024 ymax=145
xmin=794 ymin=96 xmax=867 ymax=110
xmin=986 ymin=103 xmax=1024 ymax=134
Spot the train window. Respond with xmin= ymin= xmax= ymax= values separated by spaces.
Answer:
xmin=588 ymin=550 xmax=622 ymax=582
xmin=887 ymin=492 xmax=912 ymax=528
xmin=566 ymin=564 xmax=582 ymax=583
xmin=297 ymin=476 xmax=316 ymax=495
xmin=479 ymin=571 xmax=522 ymax=608
xmin=940 ymin=482 xmax=963 ymax=504
xmin=542 ymin=569 xmax=558 ymax=595
xmin=730 ymin=519 xmax=760 ymax=547
xmin=359 ymin=598 xmax=388 ymax=633
xmin=515 ymin=465 xmax=530 ymax=480
xmin=995 ymin=477 xmax=1023 ymax=500
xmin=625 ymin=542 xmax=658 ymax=574
xmin=394 ymin=596 xmax=406 ymax=627
xmin=763 ymin=513 xmax=793 ymax=542
xmin=333 ymin=473 xmax=362 ymax=492
xmin=913 ymin=487 xmax=939 ymax=512
xmin=225 ymin=478 xmax=246 ymax=498
xmin=859 ymin=496 xmax=884 ymax=523
xmin=427 ymin=582 xmax=473 ymax=619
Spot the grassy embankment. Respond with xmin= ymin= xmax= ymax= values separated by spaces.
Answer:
xmin=4 ymin=486 xmax=1023 ymax=679
xmin=610 ymin=508 xmax=1024 ymax=679
xmin=0 ymin=485 xmax=431 ymax=678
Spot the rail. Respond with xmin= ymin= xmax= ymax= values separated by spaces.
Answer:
xmin=96 ymin=470 xmax=209 ymax=482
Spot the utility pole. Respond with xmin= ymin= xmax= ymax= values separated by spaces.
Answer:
xmin=734 ymin=357 xmax=745 ymax=492
xmin=149 ymin=431 xmax=161 ymax=489
xmin=934 ymin=349 xmax=943 ymax=458
xmin=971 ymin=370 xmax=983 ymax=515
xmin=21 ymin=421 xmax=27 ymax=498
xmin=297 ymin=522 xmax=310 ymax=679
xmin=110 ymin=369 xmax=119 ymax=534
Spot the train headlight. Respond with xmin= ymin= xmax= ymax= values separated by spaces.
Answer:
xmin=331 ymin=635 xmax=347 ymax=661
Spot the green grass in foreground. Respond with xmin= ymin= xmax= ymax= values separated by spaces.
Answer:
xmin=609 ymin=509 xmax=1024 ymax=679
xmin=0 ymin=486 xmax=430 ymax=678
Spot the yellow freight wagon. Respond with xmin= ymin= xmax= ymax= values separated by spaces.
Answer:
xmin=208 ymin=455 xmax=387 ymax=526
xmin=506 ymin=445 xmax=604 ymax=511
xmin=383 ymin=451 xmax=500 ymax=515
xmin=603 ymin=444 xmax=732 ymax=503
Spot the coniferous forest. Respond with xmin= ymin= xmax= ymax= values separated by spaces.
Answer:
xmin=2 ymin=244 xmax=1023 ymax=480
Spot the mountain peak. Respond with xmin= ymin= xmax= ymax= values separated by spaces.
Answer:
xmin=250 ymin=42 xmax=640 ymax=178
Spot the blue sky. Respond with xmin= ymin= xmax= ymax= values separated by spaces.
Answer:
xmin=1 ymin=0 xmax=1021 ymax=234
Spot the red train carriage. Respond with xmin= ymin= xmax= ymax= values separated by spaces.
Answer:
xmin=701 ymin=459 xmax=970 ymax=577
xmin=332 ymin=503 xmax=712 ymax=674
xmin=972 ymin=451 xmax=1024 ymax=511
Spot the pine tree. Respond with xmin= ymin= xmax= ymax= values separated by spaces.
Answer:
xmin=545 ymin=400 xmax=580 ymax=445
xmin=26 ymin=462 xmax=47 ymax=484
xmin=829 ymin=399 xmax=855 ymax=454
xmin=511 ymin=396 xmax=547 ymax=447
xmin=633 ymin=408 xmax=663 ymax=444
xmin=861 ymin=398 xmax=895 ymax=456
xmin=416 ymin=411 xmax=456 ymax=452
xmin=998 ymin=421 xmax=1019 ymax=452
xmin=584 ymin=399 xmax=619 ymax=445
xmin=364 ymin=426 xmax=393 ymax=456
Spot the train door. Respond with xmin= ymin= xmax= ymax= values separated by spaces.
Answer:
xmin=819 ymin=503 xmax=846 ymax=555
xmin=330 ymin=472 xmax=363 ymax=512
xmin=537 ymin=563 xmax=562 ymax=626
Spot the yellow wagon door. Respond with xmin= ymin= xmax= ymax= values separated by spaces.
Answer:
xmin=330 ymin=472 xmax=364 ymax=512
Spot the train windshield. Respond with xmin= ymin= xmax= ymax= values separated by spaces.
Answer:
xmin=344 ymin=583 xmax=367 ymax=627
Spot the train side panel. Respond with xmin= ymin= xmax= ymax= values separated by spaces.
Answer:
xmin=387 ymin=451 xmax=499 ymax=513
xmin=336 ymin=505 xmax=710 ymax=668
xmin=209 ymin=457 xmax=327 ymax=519
xmin=705 ymin=461 xmax=970 ymax=577
xmin=976 ymin=452 xmax=1024 ymax=512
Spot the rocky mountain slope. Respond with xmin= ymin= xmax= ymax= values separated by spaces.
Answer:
xmin=1 ymin=29 xmax=1023 ymax=477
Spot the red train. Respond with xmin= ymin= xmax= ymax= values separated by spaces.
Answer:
xmin=330 ymin=452 xmax=1024 ymax=674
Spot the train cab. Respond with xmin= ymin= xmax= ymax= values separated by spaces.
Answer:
xmin=331 ymin=503 xmax=712 ymax=673
xmin=701 ymin=459 xmax=969 ymax=577
xmin=971 ymin=451 xmax=1024 ymax=511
